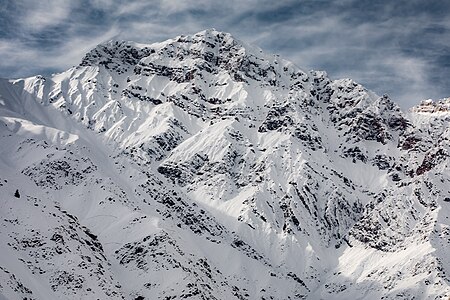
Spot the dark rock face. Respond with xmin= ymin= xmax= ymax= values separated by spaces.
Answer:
xmin=416 ymin=148 xmax=448 ymax=175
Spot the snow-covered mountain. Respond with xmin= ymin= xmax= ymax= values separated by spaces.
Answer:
xmin=0 ymin=29 xmax=449 ymax=299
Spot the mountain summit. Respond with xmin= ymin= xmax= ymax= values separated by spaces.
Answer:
xmin=0 ymin=30 xmax=449 ymax=299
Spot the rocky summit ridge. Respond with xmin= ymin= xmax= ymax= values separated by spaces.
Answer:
xmin=0 ymin=29 xmax=449 ymax=299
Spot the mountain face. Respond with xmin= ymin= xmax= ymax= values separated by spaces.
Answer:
xmin=0 ymin=29 xmax=449 ymax=299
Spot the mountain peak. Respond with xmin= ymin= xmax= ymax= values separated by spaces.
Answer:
xmin=1 ymin=30 xmax=449 ymax=300
xmin=411 ymin=97 xmax=450 ymax=114
xmin=80 ymin=29 xmax=242 ymax=67
xmin=79 ymin=28 xmax=293 ymax=89
xmin=193 ymin=28 xmax=231 ymax=39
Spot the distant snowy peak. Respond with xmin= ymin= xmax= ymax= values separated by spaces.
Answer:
xmin=411 ymin=97 xmax=450 ymax=114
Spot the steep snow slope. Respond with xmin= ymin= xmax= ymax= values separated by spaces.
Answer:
xmin=0 ymin=29 xmax=449 ymax=299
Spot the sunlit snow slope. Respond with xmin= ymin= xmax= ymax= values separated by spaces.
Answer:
xmin=0 ymin=29 xmax=449 ymax=300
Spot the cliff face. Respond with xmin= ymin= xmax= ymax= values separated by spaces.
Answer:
xmin=0 ymin=29 xmax=449 ymax=299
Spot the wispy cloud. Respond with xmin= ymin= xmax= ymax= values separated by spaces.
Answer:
xmin=1 ymin=0 xmax=449 ymax=108
xmin=20 ymin=0 xmax=73 ymax=32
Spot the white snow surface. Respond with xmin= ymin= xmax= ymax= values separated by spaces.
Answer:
xmin=0 ymin=29 xmax=449 ymax=299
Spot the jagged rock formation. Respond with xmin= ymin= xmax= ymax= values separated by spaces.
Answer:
xmin=0 ymin=29 xmax=449 ymax=299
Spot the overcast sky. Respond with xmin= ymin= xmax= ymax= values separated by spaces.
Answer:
xmin=1 ymin=0 xmax=449 ymax=109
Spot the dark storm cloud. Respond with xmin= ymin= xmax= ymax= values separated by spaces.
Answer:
xmin=1 ymin=0 xmax=449 ymax=108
